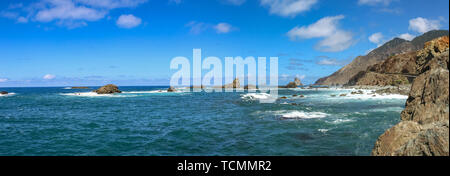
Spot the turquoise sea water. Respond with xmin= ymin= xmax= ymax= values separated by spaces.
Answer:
xmin=0 ymin=86 xmax=407 ymax=156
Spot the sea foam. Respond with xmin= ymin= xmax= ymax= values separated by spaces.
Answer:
xmin=274 ymin=110 xmax=329 ymax=119
xmin=0 ymin=93 xmax=16 ymax=97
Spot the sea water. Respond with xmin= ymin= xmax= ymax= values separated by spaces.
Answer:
xmin=0 ymin=86 xmax=407 ymax=156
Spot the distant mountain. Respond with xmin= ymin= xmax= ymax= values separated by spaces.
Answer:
xmin=315 ymin=30 xmax=449 ymax=86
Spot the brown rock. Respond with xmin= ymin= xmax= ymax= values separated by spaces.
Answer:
xmin=372 ymin=36 xmax=450 ymax=156
xmin=94 ymin=84 xmax=122 ymax=94
xmin=0 ymin=91 xmax=8 ymax=95
xmin=167 ymin=87 xmax=176 ymax=92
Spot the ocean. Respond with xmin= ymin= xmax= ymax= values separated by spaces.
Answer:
xmin=0 ymin=86 xmax=407 ymax=156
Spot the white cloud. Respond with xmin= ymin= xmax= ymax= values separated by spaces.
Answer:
xmin=295 ymin=74 xmax=306 ymax=80
xmin=185 ymin=21 xmax=208 ymax=34
xmin=214 ymin=23 xmax=233 ymax=34
xmin=1 ymin=0 xmax=148 ymax=29
xmin=287 ymin=15 xmax=354 ymax=52
xmin=116 ymin=14 xmax=142 ymax=28
xmin=358 ymin=0 xmax=393 ymax=6
xmin=35 ymin=0 xmax=107 ymax=22
xmin=75 ymin=0 xmax=148 ymax=9
xmin=315 ymin=57 xmax=347 ymax=66
xmin=398 ymin=33 xmax=415 ymax=41
xmin=368 ymin=32 xmax=383 ymax=44
xmin=409 ymin=17 xmax=441 ymax=33
xmin=186 ymin=21 xmax=236 ymax=34
xmin=16 ymin=16 xmax=28 ymax=23
xmin=316 ymin=30 xmax=354 ymax=52
xmin=43 ymin=74 xmax=56 ymax=80
xmin=260 ymin=0 xmax=318 ymax=17
xmin=0 ymin=78 xmax=8 ymax=82
xmin=287 ymin=15 xmax=344 ymax=39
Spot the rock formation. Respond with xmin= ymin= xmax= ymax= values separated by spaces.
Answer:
xmin=167 ymin=87 xmax=176 ymax=92
xmin=280 ymin=77 xmax=303 ymax=88
xmin=244 ymin=84 xmax=257 ymax=90
xmin=94 ymin=84 xmax=122 ymax=94
xmin=316 ymin=30 xmax=449 ymax=86
xmin=372 ymin=36 xmax=449 ymax=156
xmin=223 ymin=78 xmax=240 ymax=88
xmin=0 ymin=91 xmax=8 ymax=95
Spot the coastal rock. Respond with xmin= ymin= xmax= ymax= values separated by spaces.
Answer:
xmin=374 ymin=87 xmax=410 ymax=95
xmin=339 ymin=94 xmax=347 ymax=97
xmin=244 ymin=84 xmax=258 ymax=90
xmin=167 ymin=87 xmax=176 ymax=92
xmin=0 ymin=91 xmax=8 ymax=95
xmin=316 ymin=30 xmax=449 ymax=86
xmin=351 ymin=90 xmax=364 ymax=94
xmin=223 ymin=78 xmax=240 ymax=89
xmin=372 ymin=36 xmax=450 ymax=156
xmin=294 ymin=78 xmax=303 ymax=86
xmin=94 ymin=84 xmax=122 ymax=94
xmin=281 ymin=77 xmax=303 ymax=88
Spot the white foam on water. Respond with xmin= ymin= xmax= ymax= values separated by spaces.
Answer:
xmin=123 ymin=90 xmax=169 ymax=94
xmin=318 ymin=129 xmax=330 ymax=133
xmin=273 ymin=110 xmax=329 ymax=119
xmin=0 ymin=93 xmax=16 ymax=97
xmin=241 ymin=93 xmax=274 ymax=100
xmin=329 ymin=118 xmax=355 ymax=124
xmin=60 ymin=92 xmax=137 ymax=97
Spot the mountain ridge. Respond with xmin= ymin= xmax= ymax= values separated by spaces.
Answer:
xmin=315 ymin=30 xmax=450 ymax=86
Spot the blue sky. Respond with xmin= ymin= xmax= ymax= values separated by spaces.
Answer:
xmin=0 ymin=0 xmax=448 ymax=87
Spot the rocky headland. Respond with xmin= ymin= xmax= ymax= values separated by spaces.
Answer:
xmin=372 ymin=36 xmax=449 ymax=156
xmin=316 ymin=30 xmax=449 ymax=86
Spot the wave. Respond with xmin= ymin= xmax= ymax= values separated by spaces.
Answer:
xmin=241 ymin=93 xmax=273 ymax=100
xmin=60 ymin=92 xmax=137 ymax=98
xmin=0 ymin=93 xmax=16 ymax=97
xmin=273 ymin=110 xmax=329 ymax=119
xmin=328 ymin=118 xmax=355 ymax=124
xmin=122 ymin=90 xmax=169 ymax=94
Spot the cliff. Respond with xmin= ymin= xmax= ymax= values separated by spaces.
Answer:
xmin=316 ymin=30 xmax=449 ymax=86
xmin=372 ymin=36 xmax=449 ymax=156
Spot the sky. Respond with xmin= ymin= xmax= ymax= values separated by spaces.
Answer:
xmin=0 ymin=0 xmax=449 ymax=87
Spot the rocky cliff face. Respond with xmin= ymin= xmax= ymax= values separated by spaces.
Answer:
xmin=372 ymin=36 xmax=449 ymax=156
xmin=346 ymin=51 xmax=417 ymax=86
xmin=315 ymin=30 xmax=449 ymax=86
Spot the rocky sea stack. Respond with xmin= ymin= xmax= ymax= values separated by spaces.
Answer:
xmin=372 ymin=36 xmax=449 ymax=156
xmin=167 ymin=87 xmax=176 ymax=92
xmin=281 ymin=77 xmax=303 ymax=88
xmin=94 ymin=84 xmax=122 ymax=94
xmin=223 ymin=78 xmax=240 ymax=88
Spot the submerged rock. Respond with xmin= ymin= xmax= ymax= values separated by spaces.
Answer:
xmin=299 ymin=95 xmax=305 ymax=98
xmin=94 ymin=84 xmax=122 ymax=94
xmin=0 ymin=91 xmax=8 ymax=95
xmin=279 ymin=96 xmax=288 ymax=99
xmin=339 ymin=94 xmax=347 ymax=97
xmin=372 ymin=36 xmax=450 ymax=156
xmin=351 ymin=90 xmax=364 ymax=95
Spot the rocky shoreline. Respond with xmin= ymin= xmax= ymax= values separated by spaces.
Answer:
xmin=372 ymin=36 xmax=449 ymax=156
